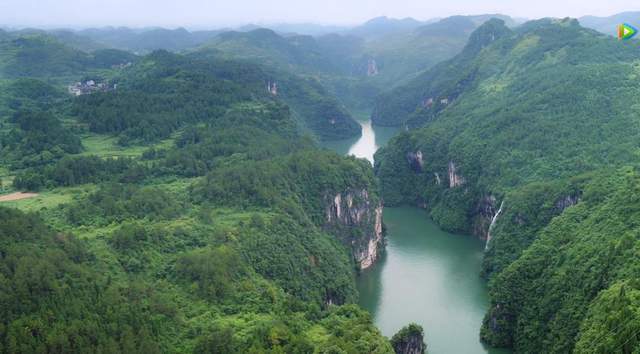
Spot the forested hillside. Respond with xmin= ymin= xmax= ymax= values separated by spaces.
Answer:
xmin=78 ymin=27 xmax=223 ymax=53
xmin=0 ymin=32 xmax=397 ymax=353
xmin=200 ymin=15 xmax=514 ymax=112
xmin=374 ymin=18 xmax=640 ymax=352
xmin=0 ymin=15 xmax=511 ymax=114
xmin=482 ymin=167 xmax=640 ymax=352
xmin=0 ymin=33 xmax=135 ymax=80
xmin=361 ymin=14 xmax=516 ymax=88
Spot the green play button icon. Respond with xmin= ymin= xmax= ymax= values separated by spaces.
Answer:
xmin=618 ymin=23 xmax=637 ymax=40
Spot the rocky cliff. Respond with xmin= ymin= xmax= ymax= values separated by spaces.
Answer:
xmin=471 ymin=195 xmax=503 ymax=241
xmin=406 ymin=150 xmax=424 ymax=173
xmin=325 ymin=188 xmax=384 ymax=270
xmin=391 ymin=323 xmax=427 ymax=354
xmin=447 ymin=161 xmax=465 ymax=188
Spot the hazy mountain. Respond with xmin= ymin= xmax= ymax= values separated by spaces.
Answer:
xmin=238 ymin=22 xmax=350 ymax=36
xmin=77 ymin=27 xmax=223 ymax=53
xmin=347 ymin=16 xmax=429 ymax=39
xmin=6 ymin=28 xmax=105 ymax=52
xmin=199 ymin=15 xmax=516 ymax=112
xmin=361 ymin=14 xmax=515 ymax=87
xmin=0 ymin=33 xmax=135 ymax=79
xmin=579 ymin=11 xmax=640 ymax=36
xmin=203 ymin=28 xmax=342 ymax=74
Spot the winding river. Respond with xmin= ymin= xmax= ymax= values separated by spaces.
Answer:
xmin=324 ymin=118 xmax=510 ymax=354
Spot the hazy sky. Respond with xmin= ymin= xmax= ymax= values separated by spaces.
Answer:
xmin=1 ymin=0 xmax=638 ymax=28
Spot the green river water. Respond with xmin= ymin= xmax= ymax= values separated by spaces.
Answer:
xmin=324 ymin=119 xmax=510 ymax=354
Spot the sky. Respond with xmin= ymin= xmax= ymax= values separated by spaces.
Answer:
xmin=1 ymin=0 xmax=638 ymax=29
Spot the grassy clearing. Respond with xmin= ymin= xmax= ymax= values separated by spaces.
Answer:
xmin=80 ymin=133 xmax=175 ymax=158
xmin=1 ymin=184 xmax=95 ymax=212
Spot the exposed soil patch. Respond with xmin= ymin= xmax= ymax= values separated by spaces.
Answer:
xmin=0 ymin=192 xmax=39 ymax=202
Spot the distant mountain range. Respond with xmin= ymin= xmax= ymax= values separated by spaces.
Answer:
xmin=3 ymin=11 xmax=634 ymax=55
xmin=346 ymin=16 xmax=437 ymax=39
xmin=578 ymin=11 xmax=640 ymax=36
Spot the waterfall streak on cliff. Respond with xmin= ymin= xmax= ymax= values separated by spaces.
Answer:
xmin=485 ymin=201 xmax=504 ymax=250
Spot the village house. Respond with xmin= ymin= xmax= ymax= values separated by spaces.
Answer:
xmin=68 ymin=80 xmax=116 ymax=96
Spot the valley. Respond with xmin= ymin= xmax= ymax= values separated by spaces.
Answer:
xmin=324 ymin=120 xmax=510 ymax=353
xmin=1 ymin=9 xmax=640 ymax=354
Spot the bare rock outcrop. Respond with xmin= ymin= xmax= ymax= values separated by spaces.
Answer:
xmin=391 ymin=324 xmax=427 ymax=354
xmin=325 ymin=188 xmax=384 ymax=270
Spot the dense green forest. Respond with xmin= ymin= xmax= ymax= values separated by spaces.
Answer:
xmin=0 ymin=30 xmax=399 ymax=353
xmin=72 ymin=49 xmax=360 ymax=142
xmin=375 ymin=18 xmax=640 ymax=352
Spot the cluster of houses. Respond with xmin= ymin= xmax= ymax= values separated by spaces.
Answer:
xmin=68 ymin=80 xmax=116 ymax=96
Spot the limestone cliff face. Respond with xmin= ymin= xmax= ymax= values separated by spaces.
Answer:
xmin=406 ymin=150 xmax=424 ymax=173
xmin=448 ymin=161 xmax=465 ymax=188
xmin=471 ymin=195 xmax=504 ymax=241
xmin=391 ymin=324 xmax=426 ymax=354
xmin=554 ymin=194 xmax=580 ymax=212
xmin=325 ymin=188 xmax=384 ymax=270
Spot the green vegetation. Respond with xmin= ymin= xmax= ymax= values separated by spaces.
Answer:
xmin=0 ymin=204 xmax=392 ymax=353
xmin=0 ymin=34 xmax=134 ymax=80
xmin=362 ymin=15 xmax=514 ymax=89
xmin=202 ymin=17 xmax=513 ymax=112
xmin=390 ymin=323 xmax=427 ymax=354
xmin=375 ymin=18 xmax=640 ymax=352
xmin=8 ymin=12 xmax=640 ymax=354
xmin=189 ymin=49 xmax=361 ymax=140
xmin=376 ymin=18 xmax=640 ymax=230
xmin=73 ymin=49 xmax=358 ymax=142
xmin=0 ymin=31 xmax=393 ymax=353
xmin=482 ymin=167 xmax=640 ymax=352
xmin=205 ymin=29 xmax=342 ymax=75
xmin=78 ymin=27 xmax=222 ymax=53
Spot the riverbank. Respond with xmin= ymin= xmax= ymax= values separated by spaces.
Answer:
xmin=324 ymin=118 xmax=510 ymax=354
xmin=357 ymin=207 xmax=510 ymax=354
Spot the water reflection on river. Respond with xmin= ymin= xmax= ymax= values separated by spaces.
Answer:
xmin=322 ymin=120 xmax=399 ymax=164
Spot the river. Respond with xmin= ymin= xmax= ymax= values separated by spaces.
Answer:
xmin=324 ymin=118 xmax=510 ymax=354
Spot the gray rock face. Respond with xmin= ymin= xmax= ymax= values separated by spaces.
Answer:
xmin=324 ymin=188 xmax=384 ymax=270
xmin=391 ymin=324 xmax=426 ymax=354
xmin=473 ymin=195 xmax=500 ymax=240
xmin=406 ymin=150 xmax=424 ymax=173
xmin=448 ymin=161 xmax=465 ymax=188
xmin=554 ymin=193 xmax=581 ymax=212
